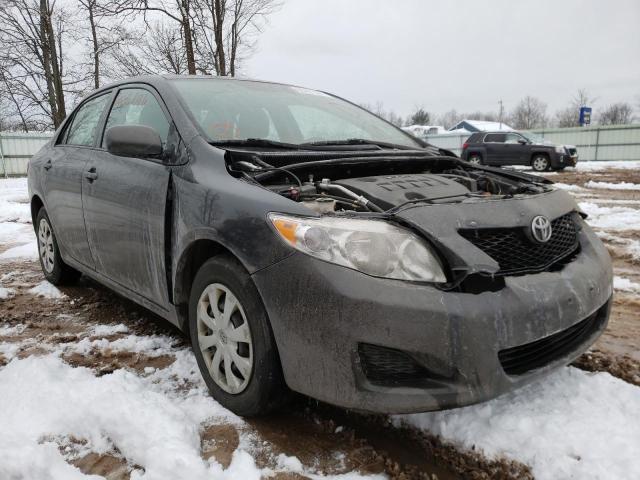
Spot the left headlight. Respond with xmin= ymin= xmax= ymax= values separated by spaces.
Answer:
xmin=269 ymin=213 xmax=447 ymax=283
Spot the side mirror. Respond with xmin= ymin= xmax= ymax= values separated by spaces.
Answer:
xmin=105 ymin=125 xmax=163 ymax=158
xmin=518 ymin=139 xmax=528 ymax=145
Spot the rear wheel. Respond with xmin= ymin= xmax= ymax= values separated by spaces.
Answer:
xmin=36 ymin=208 xmax=81 ymax=285
xmin=188 ymin=255 xmax=287 ymax=416
xmin=467 ymin=154 xmax=483 ymax=165
xmin=531 ymin=154 xmax=550 ymax=172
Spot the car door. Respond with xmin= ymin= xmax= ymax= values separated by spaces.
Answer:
xmin=82 ymin=86 xmax=173 ymax=308
xmin=42 ymin=92 xmax=112 ymax=269
xmin=482 ymin=133 xmax=506 ymax=165
xmin=502 ymin=133 xmax=528 ymax=165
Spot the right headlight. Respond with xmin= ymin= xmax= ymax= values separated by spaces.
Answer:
xmin=269 ymin=213 xmax=447 ymax=283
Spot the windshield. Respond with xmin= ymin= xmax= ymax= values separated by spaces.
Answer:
xmin=170 ymin=78 xmax=421 ymax=148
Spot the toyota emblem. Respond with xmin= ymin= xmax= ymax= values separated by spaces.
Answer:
xmin=531 ymin=216 xmax=552 ymax=243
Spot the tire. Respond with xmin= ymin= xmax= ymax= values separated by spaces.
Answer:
xmin=35 ymin=208 xmax=81 ymax=285
xmin=188 ymin=255 xmax=287 ymax=416
xmin=467 ymin=154 xmax=483 ymax=165
xmin=531 ymin=154 xmax=550 ymax=172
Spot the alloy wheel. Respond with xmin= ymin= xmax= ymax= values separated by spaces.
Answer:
xmin=197 ymin=283 xmax=253 ymax=394
xmin=468 ymin=155 xmax=481 ymax=165
xmin=38 ymin=218 xmax=55 ymax=273
xmin=533 ymin=156 xmax=549 ymax=171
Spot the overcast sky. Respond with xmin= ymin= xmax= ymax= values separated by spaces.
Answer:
xmin=245 ymin=0 xmax=640 ymax=119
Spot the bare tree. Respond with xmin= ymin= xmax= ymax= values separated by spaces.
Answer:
xmin=554 ymin=89 xmax=596 ymax=127
xmin=436 ymin=109 xmax=460 ymax=129
xmin=106 ymin=23 xmax=189 ymax=77
xmin=76 ymin=0 xmax=126 ymax=89
xmin=193 ymin=0 xmax=280 ymax=76
xmin=104 ymin=0 xmax=198 ymax=74
xmin=599 ymin=102 xmax=634 ymax=125
xmin=0 ymin=0 xmax=73 ymax=128
xmin=510 ymin=96 xmax=548 ymax=129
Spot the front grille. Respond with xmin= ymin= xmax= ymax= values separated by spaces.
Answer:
xmin=498 ymin=303 xmax=608 ymax=376
xmin=358 ymin=344 xmax=433 ymax=388
xmin=459 ymin=213 xmax=579 ymax=275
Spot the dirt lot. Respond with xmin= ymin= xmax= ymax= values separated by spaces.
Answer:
xmin=0 ymin=165 xmax=638 ymax=479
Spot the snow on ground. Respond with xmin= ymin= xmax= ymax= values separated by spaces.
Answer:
xmin=0 ymin=177 xmax=37 ymax=260
xmin=0 ymin=286 xmax=15 ymax=299
xmin=575 ymin=160 xmax=640 ymax=171
xmin=28 ymin=280 xmax=66 ymax=299
xmin=578 ymin=202 xmax=640 ymax=231
xmin=393 ymin=368 xmax=640 ymax=480
xmin=585 ymin=180 xmax=640 ymax=191
xmin=613 ymin=276 xmax=640 ymax=293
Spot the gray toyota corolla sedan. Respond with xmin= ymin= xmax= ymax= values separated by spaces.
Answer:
xmin=28 ymin=75 xmax=613 ymax=416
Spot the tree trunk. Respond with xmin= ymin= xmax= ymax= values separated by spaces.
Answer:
xmin=40 ymin=0 xmax=65 ymax=126
xmin=88 ymin=0 xmax=100 ymax=88
xmin=178 ymin=0 xmax=196 ymax=74
xmin=39 ymin=0 xmax=59 ymax=127
xmin=213 ymin=0 xmax=226 ymax=76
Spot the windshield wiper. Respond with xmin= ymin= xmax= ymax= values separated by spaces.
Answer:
xmin=209 ymin=138 xmax=301 ymax=149
xmin=300 ymin=138 xmax=416 ymax=150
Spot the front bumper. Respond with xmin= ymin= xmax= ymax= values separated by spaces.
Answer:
xmin=252 ymin=223 xmax=612 ymax=414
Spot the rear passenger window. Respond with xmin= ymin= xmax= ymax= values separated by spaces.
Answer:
xmin=65 ymin=94 xmax=111 ymax=146
xmin=103 ymin=89 xmax=170 ymax=145
xmin=484 ymin=133 xmax=506 ymax=143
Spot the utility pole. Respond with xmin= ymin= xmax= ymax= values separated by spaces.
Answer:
xmin=498 ymin=99 xmax=504 ymax=130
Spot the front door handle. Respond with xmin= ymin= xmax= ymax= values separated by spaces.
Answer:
xmin=43 ymin=159 xmax=52 ymax=171
xmin=84 ymin=168 xmax=98 ymax=182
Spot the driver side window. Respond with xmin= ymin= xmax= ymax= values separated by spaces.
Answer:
xmin=103 ymin=88 xmax=170 ymax=146
xmin=505 ymin=133 xmax=523 ymax=144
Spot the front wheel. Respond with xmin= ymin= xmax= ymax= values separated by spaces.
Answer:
xmin=531 ymin=155 xmax=550 ymax=172
xmin=35 ymin=208 xmax=81 ymax=285
xmin=188 ymin=255 xmax=287 ymax=416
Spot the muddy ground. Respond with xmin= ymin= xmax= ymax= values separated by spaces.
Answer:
xmin=0 ymin=166 xmax=638 ymax=479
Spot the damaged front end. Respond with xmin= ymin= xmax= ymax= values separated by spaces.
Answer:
xmin=225 ymin=148 xmax=612 ymax=413
xmin=227 ymin=148 xmax=580 ymax=292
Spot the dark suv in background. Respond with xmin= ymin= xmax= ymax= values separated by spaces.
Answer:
xmin=461 ymin=131 xmax=578 ymax=171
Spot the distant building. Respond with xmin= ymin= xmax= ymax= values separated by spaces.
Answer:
xmin=448 ymin=119 xmax=513 ymax=133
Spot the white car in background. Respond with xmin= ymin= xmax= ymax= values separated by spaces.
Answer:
xmin=402 ymin=125 xmax=448 ymax=138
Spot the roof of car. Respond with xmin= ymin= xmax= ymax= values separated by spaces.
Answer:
xmin=92 ymin=74 xmax=303 ymax=96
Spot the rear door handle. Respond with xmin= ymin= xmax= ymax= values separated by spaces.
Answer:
xmin=43 ymin=159 xmax=52 ymax=171
xmin=84 ymin=168 xmax=98 ymax=182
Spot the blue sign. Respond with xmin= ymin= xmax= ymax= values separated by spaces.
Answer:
xmin=579 ymin=107 xmax=592 ymax=126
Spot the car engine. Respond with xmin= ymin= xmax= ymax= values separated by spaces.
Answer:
xmin=227 ymin=150 xmax=551 ymax=214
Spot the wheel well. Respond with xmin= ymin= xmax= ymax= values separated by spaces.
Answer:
xmin=31 ymin=195 xmax=44 ymax=227
xmin=530 ymin=152 xmax=549 ymax=163
xmin=174 ymin=239 xmax=235 ymax=329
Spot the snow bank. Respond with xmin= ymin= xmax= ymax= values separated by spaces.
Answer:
xmin=577 ymin=160 xmax=640 ymax=171
xmin=585 ymin=181 xmax=640 ymax=191
xmin=579 ymin=202 xmax=640 ymax=231
xmin=0 ymin=355 xmax=243 ymax=480
xmin=28 ymin=280 xmax=66 ymax=299
xmin=0 ymin=240 xmax=38 ymax=260
xmin=0 ymin=177 xmax=31 ymax=224
xmin=393 ymin=367 xmax=640 ymax=480
xmin=0 ymin=286 xmax=15 ymax=300
xmin=553 ymin=182 xmax=585 ymax=192
xmin=613 ymin=276 xmax=640 ymax=293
